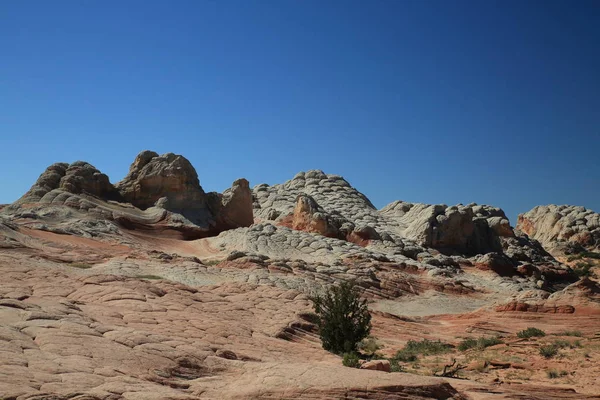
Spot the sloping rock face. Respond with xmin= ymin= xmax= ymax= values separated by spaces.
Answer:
xmin=12 ymin=161 xmax=118 ymax=205
xmin=252 ymin=170 xmax=553 ymax=268
xmin=380 ymin=201 xmax=513 ymax=256
xmin=116 ymin=151 xmax=207 ymax=212
xmin=6 ymin=151 xmax=253 ymax=239
xmin=517 ymin=205 xmax=600 ymax=255
xmin=2 ymin=159 xmax=599 ymax=399
xmin=213 ymin=178 xmax=255 ymax=231
xmin=253 ymin=170 xmax=382 ymax=229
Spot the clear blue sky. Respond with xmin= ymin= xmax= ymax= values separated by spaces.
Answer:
xmin=1 ymin=0 xmax=598 ymax=224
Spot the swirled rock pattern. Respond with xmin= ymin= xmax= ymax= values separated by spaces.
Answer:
xmin=1 ymin=153 xmax=599 ymax=399
xmin=6 ymin=151 xmax=253 ymax=239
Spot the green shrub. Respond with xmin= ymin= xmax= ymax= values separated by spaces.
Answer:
xmin=389 ymin=358 xmax=403 ymax=372
xmin=555 ymin=330 xmax=582 ymax=337
xmin=394 ymin=349 xmax=418 ymax=362
xmin=572 ymin=262 xmax=593 ymax=277
xmin=582 ymin=251 xmax=600 ymax=259
xmin=567 ymin=251 xmax=600 ymax=261
xmin=342 ymin=352 xmax=361 ymax=368
xmin=552 ymin=339 xmax=582 ymax=349
xmin=458 ymin=336 xmax=503 ymax=351
xmin=392 ymin=339 xmax=452 ymax=363
xmin=458 ymin=338 xmax=478 ymax=351
xmin=539 ymin=344 xmax=559 ymax=358
xmin=404 ymin=339 xmax=452 ymax=355
xmin=311 ymin=280 xmax=372 ymax=354
xmin=547 ymin=369 xmax=559 ymax=379
xmin=359 ymin=336 xmax=381 ymax=355
xmin=517 ymin=327 xmax=546 ymax=339
xmin=547 ymin=369 xmax=568 ymax=378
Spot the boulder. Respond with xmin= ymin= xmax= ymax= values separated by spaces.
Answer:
xmin=360 ymin=359 xmax=391 ymax=372
xmin=474 ymin=253 xmax=517 ymax=277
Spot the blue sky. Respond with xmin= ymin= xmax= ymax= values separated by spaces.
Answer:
xmin=1 ymin=0 xmax=598 ymax=224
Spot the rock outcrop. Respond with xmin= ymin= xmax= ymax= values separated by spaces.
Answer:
xmin=12 ymin=161 xmax=118 ymax=205
xmin=214 ymin=178 xmax=255 ymax=231
xmin=6 ymin=151 xmax=254 ymax=239
xmin=116 ymin=151 xmax=207 ymax=211
xmin=380 ymin=201 xmax=514 ymax=256
xmin=252 ymin=170 xmax=554 ymax=270
xmin=1 ymin=156 xmax=599 ymax=399
xmin=517 ymin=205 xmax=600 ymax=256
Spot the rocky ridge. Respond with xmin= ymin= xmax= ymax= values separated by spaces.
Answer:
xmin=1 ymin=152 xmax=599 ymax=399
xmin=7 ymin=151 xmax=254 ymax=239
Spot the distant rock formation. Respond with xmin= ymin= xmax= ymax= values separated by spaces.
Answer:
xmin=7 ymin=150 xmax=254 ymax=238
xmin=517 ymin=205 xmax=600 ymax=256
xmin=116 ymin=150 xmax=207 ymax=211
xmin=252 ymin=170 xmax=551 ymax=266
xmin=3 ymin=159 xmax=576 ymax=283
xmin=13 ymin=161 xmax=118 ymax=204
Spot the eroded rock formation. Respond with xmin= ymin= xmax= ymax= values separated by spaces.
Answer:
xmin=517 ymin=205 xmax=600 ymax=256
xmin=0 ymin=155 xmax=598 ymax=399
xmin=7 ymin=151 xmax=254 ymax=239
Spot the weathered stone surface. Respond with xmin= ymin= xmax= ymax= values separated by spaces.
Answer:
xmin=5 ymin=151 xmax=254 ymax=239
xmin=215 ymin=178 xmax=255 ymax=231
xmin=1 ymin=158 xmax=600 ymax=398
xmin=12 ymin=161 xmax=117 ymax=205
xmin=252 ymin=170 xmax=556 ymax=270
xmin=517 ymin=205 xmax=600 ymax=255
xmin=380 ymin=201 xmax=514 ymax=256
xmin=116 ymin=150 xmax=205 ymax=210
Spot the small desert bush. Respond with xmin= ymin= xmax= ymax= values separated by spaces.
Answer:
xmin=70 ymin=262 xmax=92 ymax=269
xmin=394 ymin=349 xmax=418 ymax=362
xmin=539 ymin=344 xmax=559 ymax=358
xmin=458 ymin=336 xmax=503 ymax=351
xmin=567 ymin=251 xmax=600 ymax=261
xmin=553 ymin=339 xmax=582 ymax=349
xmin=582 ymin=251 xmax=600 ymax=259
xmin=547 ymin=369 xmax=559 ymax=379
xmin=359 ymin=336 xmax=381 ymax=355
xmin=389 ymin=358 xmax=403 ymax=372
xmin=517 ymin=327 xmax=546 ymax=339
xmin=573 ymin=262 xmax=593 ymax=277
xmin=342 ymin=352 xmax=361 ymax=368
xmin=555 ymin=330 xmax=582 ymax=337
xmin=547 ymin=369 xmax=568 ymax=379
xmin=136 ymin=274 xmax=163 ymax=280
xmin=393 ymin=339 xmax=452 ymax=363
